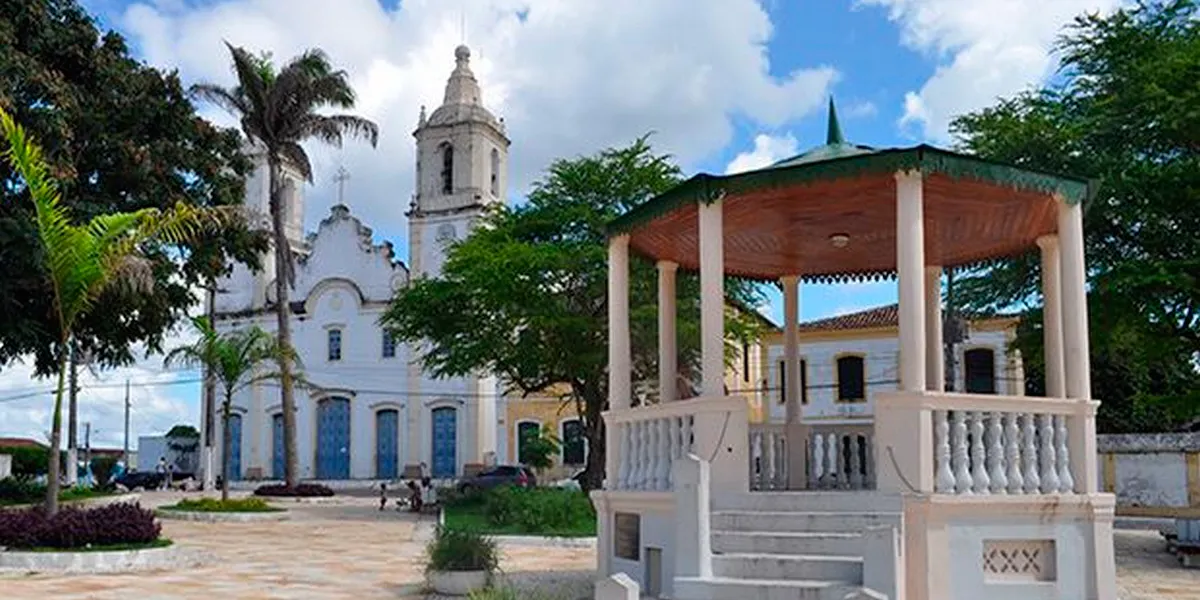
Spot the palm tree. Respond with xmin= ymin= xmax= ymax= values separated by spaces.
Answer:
xmin=192 ymin=44 xmax=379 ymax=488
xmin=165 ymin=317 xmax=298 ymax=500
xmin=0 ymin=107 xmax=225 ymax=514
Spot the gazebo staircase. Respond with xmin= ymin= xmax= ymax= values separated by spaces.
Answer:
xmin=673 ymin=491 xmax=903 ymax=600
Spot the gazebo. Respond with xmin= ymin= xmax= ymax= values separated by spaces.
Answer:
xmin=592 ymin=103 xmax=1116 ymax=600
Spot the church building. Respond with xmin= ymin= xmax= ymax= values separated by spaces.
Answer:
xmin=209 ymin=45 xmax=509 ymax=481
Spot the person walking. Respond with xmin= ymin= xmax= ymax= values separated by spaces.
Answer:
xmin=155 ymin=457 xmax=168 ymax=491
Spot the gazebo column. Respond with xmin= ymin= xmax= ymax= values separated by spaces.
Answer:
xmin=895 ymin=170 xmax=927 ymax=392
xmin=606 ymin=235 xmax=631 ymax=491
xmin=925 ymin=266 xmax=945 ymax=391
xmin=782 ymin=275 xmax=807 ymax=489
xmin=658 ymin=261 xmax=678 ymax=403
xmin=1058 ymin=199 xmax=1097 ymax=493
xmin=1037 ymin=235 xmax=1066 ymax=399
xmin=698 ymin=199 xmax=725 ymax=398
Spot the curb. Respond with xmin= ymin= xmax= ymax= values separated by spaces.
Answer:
xmin=155 ymin=509 xmax=290 ymax=523
xmin=0 ymin=543 xmax=200 ymax=573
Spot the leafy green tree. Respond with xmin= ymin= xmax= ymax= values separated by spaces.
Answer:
xmin=165 ymin=317 xmax=299 ymax=500
xmin=949 ymin=0 xmax=1200 ymax=429
xmin=192 ymin=44 xmax=379 ymax=488
xmin=0 ymin=0 xmax=268 ymax=375
xmin=384 ymin=138 xmax=764 ymax=491
xmin=1 ymin=107 xmax=224 ymax=513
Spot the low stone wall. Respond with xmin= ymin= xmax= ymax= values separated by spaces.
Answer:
xmin=0 ymin=543 xmax=199 ymax=573
xmin=156 ymin=508 xmax=290 ymax=523
xmin=1098 ymin=433 xmax=1200 ymax=513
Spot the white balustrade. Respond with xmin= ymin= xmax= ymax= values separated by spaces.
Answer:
xmin=604 ymin=396 xmax=746 ymax=492
xmin=876 ymin=391 xmax=1097 ymax=496
xmin=808 ymin=427 xmax=874 ymax=491
xmin=748 ymin=424 xmax=787 ymax=491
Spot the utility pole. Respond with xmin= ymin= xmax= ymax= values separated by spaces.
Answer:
xmin=123 ymin=379 xmax=131 ymax=468
xmin=83 ymin=421 xmax=91 ymax=468
xmin=67 ymin=339 xmax=80 ymax=485
xmin=202 ymin=284 xmax=217 ymax=490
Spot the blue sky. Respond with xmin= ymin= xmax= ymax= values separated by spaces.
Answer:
xmin=0 ymin=0 xmax=1122 ymax=446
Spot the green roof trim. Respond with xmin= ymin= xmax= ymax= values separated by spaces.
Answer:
xmin=607 ymin=144 xmax=1096 ymax=237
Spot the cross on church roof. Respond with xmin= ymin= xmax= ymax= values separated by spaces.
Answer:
xmin=334 ymin=166 xmax=350 ymax=206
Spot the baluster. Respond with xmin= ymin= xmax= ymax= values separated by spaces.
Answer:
xmin=681 ymin=417 xmax=693 ymax=455
xmin=768 ymin=432 xmax=780 ymax=490
xmin=816 ymin=434 xmax=825 ymax=489
xmin=826 ymin=434 xmax=840 ymax=489
xmin=776 ymin=434 xmax=788 ymax=489
xmin=987 ymin=412 xmax=1007 ymax=494
xmin=656 ymin=418 xmax=671 ymax=490
xmin=970 ymin=412 xmax=990 ymax=494
xmin=618 ymin=423 xmax=633 ymax=490
xmin=952 ymin=411 xmax=972 ymax=494
xmin=1056 ymin=415 xmax=1074 ymax=493
xmin=641 ymin=421 xmax=653 ymax=490
xmin=934 ymin=410 xmax=955 ymax=493
xmin=849 ymin=434 xmax=864 ymax=489
xmin=635 ymin=421 xmax=649 ymax=490
xmin=748 ymin=431 xmax=760 ymax=490
xmin=670 ymin=417 xmax=683 ymax=461
xmin=864 ymin=434 xmax=875 ymax=489
xmin=1022 ymin=413 xmax=1040 ymax=494
xmin=646 ymin=419 xmax=661 ymax=491
xmin=1040 ymin=414 xmax=1060 ymax=494
xmin=1005 ymin=412 xmax=1024 ymax=494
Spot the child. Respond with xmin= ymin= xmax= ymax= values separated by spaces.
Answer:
xmin=378 ymin=482 xmax=388 ymax=511
xmin=406 ymin=479 xmax=423 ymax=513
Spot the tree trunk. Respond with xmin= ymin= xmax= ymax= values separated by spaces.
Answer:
xmin=577 ymin=384 xmax=606 ymax=493
xmin=66 ymin=339 xmax=78 ymax=487
xmin=45 ymin=349 xmax=68 ymax=515
xmin=221 ymin=394 xmax=233 ymax=502
xmin=267 ymin=156 xmax=299 ymax=488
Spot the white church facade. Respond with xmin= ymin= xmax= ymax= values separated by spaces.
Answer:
xmin=208 ymin=45 xmax=508 ymax=481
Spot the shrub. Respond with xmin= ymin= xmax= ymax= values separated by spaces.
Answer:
xmin=425 ymin=526 xmax=498 ymax=573
xmin=0 ymin=502 xmax=160 ymax=549
xmin=91 ymin=456 xmax=119 ymax=486
xmin=2 ymin=447 xmax=50 ymax=477
xmin=439 ymin=485 xmax=481 ymax=508
xmin=0 ymin=476 xmax=45 ymax=505
xmin=253 ymin=483 xmax=335 ymax=497
xmin=169 ymin=497 xmax=279 ymax=512
xmin=482 ymin=486 xmax=595 ymax=534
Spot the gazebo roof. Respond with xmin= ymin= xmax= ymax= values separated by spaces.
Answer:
xmin=608 ymin=101 xmax=1095 ymax=283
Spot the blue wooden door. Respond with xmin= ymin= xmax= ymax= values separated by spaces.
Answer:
xmin=431 ymin=407 xmax=457 ymax=478
xmin=316 ymin=397 xmax=351 ymax=479
xmin=376 ymin=410 xmax=399 ymax=479
xmin=228 ymin=413 xmax=242 ymax=481
xmin=272 ymin=414 xmax=284 ymax=480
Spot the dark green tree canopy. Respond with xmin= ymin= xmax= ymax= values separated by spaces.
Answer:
xmin=950 ymin=0 xmax=1200 ymax=430
xmin=384 ymin=137 xmax=764 ymax=489
xmin=0 ymin=0 xmax=267 ymax=374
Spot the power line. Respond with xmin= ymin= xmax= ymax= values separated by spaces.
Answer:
xmin=0 ymin=377 xmax=204 ymax=404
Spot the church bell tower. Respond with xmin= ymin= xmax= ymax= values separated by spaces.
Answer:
xmin=408 ymin=44 xmax=510 ymax=277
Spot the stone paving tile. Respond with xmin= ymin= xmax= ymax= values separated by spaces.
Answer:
xmin=2 ymin=492 xmax=1198 ymax=599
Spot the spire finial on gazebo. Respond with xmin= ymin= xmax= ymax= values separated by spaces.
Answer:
xmin=826 ymin=96 xmax=845 ymax=146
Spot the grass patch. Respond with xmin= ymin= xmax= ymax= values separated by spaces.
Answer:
xmin=443 ymin=487 xmax=596 ymax=538
xmin=0 ymin=480 xmax=118 ymax=507
xmin=23 ymin=538 xmax=173 ymax=553
xmin=160 ymin=497 xmax=283 ymax=513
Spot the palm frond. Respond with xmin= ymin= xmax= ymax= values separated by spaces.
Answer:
xmin=299 ymin=114 xmax=379 ymax=149
xmin=188 ymin=83 xmax=251 ymax=118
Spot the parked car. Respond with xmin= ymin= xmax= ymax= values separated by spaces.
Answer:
xmin=553 ymin=469 xmax=586 ymax=491
xmin=456 ymin=465 xmax=537 ymax=493
xmin=112 ymin=470 xmax=164 ymax=491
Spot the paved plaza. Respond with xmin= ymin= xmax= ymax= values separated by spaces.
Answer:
xmin=0 ymin=492 xmax=1197 ymax=599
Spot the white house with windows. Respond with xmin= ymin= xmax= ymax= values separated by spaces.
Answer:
xmin=208 ymin=45 xmax=509 ymax=482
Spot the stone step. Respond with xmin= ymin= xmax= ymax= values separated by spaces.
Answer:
xmin=673 ymin=576 xmax=858 ymax=600
xmin=712 ymin=553 xmax=863 ymax=582
xmin=712 ymin=530 xmax=863 ymax=556
xmin=711 ymin=510 xmax=902 ymax=533
xmin=713 ymin=491 xmax=903 ymax=514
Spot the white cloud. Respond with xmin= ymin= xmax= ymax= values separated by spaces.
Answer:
xmin=859 ymin=0 xmax=1124 ymax=142
xmin=119 ymin=0 xmax=837 ymax=247
xmin=725 ymin=133 xmax=799 ymax=174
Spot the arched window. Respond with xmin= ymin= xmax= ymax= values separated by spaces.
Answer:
xmin=440 ymin=144 xmax=454 ymax=194
xmin=489 ymin=148 xmax=500 ymax=196
xmin=516 ymin=421 xmax=540 ymax=465
xmin=561 ymin=419 xmax=586 ymax=466
xmin=964 ymin=348 xmax=997 ymax=394
xmin=836 ymin=354 xmax=866 ymax=403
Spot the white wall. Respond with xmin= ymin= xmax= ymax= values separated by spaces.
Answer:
xmin=761 ymin=328 xmax=1015 ymax=424
xmin=1098 ymin=433 xmax=1200 ymax=509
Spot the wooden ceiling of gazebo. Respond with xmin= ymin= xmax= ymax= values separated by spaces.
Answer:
xmin=609 ymin=144 xmax=1093 ymax=283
